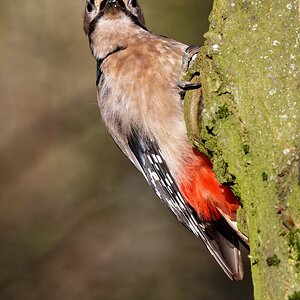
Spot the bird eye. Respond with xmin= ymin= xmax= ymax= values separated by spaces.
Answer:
xmin=129 ymin=0 xmax=137 ymax=8
xmin=87 ymin=2 xmax=93 ymax=12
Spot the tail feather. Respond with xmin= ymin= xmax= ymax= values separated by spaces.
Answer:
xmin=217 ymin=207 xmax=249 ymax=246
xmin=209 ymin=218 xmax=245 ymax=280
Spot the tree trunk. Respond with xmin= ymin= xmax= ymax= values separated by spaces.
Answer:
xmin=183 ymin=0 xmax=300 ymax=299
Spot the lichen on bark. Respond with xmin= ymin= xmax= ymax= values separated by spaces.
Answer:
xmin=183 ymin=0 xmax=300 ymax=299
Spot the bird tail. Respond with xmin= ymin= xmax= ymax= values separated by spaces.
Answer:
xmin=179 ymin=148 xmax=248 ymax=280
xmin=209 ymin=216 xmax=248 ymax=280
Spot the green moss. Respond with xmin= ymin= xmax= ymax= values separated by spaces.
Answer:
xmin=288 ymin=229 xmax=300 ymax=266
xmin=183 ymin=0 xmax=300 ymax=299
xmin=288 ymin=291 xmax=300 ymax=300
xmin=243 ymin=144 xmax=250 ymax=155
xmin=216 ymin=105 xmax=231 ymax=119
xmin=262 ymin=172 xmax=268 ymax=181
xmin=266 ymin=255 xmax=281 ymax=267
xmin=236 ymin=207 xmax=249 ymax=237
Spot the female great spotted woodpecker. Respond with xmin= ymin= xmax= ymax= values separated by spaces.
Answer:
xmin=83 ymin=0 xmax=248 ymax=280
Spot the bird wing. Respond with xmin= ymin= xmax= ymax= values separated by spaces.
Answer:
xmin=126 ymin=128 xmax=244 ymax=280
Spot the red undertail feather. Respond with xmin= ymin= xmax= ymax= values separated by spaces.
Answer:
xmin=180 ymin=149 xmax=239 ymax=222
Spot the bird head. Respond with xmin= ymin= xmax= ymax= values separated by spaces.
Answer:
xmin=83 ymin=0 xmax=145 ymax=35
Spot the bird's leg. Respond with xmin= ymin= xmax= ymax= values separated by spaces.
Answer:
xmin=178 ymin=45 xmax=202 ymax=148
xmin=178 ymin=45 xmax=201 ymax=90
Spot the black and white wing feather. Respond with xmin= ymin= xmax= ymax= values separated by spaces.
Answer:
xmin=127 ymin=129 xmax=244 ymax=280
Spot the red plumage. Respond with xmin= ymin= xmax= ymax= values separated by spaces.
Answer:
xmin=180 ymin=149 xmax=239 ymax=221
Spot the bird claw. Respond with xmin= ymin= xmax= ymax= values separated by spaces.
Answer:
xmin=178 ymin=45 xmax=201 ymax=90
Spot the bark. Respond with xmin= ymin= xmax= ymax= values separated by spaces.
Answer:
xmin=183 ymin=0 xmax=300 ymax=299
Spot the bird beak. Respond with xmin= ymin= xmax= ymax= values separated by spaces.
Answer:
xmin=101 ymin=0 xmax=126 ymax=14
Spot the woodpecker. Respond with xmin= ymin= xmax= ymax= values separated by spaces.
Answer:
xmin=84 ymin=0 xmax=248 ymax=280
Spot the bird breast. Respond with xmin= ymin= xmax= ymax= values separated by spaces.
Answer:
xmin=98 ymin=37 xmax=193 ymax=178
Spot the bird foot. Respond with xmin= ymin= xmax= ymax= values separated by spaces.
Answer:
xmin=178 ymin=45 xmax=201 ymax=90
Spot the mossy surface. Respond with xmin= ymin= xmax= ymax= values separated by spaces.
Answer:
xmin=184 ymin=0 xmax=300 ymax=299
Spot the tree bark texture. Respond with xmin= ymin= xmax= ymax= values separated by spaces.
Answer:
xmin=183 ymin=0 xmax=300 ymax=299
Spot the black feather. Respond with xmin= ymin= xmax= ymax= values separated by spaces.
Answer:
xmin=96 ymin=58 xmax=103 ymax=86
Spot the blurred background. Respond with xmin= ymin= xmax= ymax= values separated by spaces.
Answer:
xmin=0 ymin=0 xmax=253 ymax=299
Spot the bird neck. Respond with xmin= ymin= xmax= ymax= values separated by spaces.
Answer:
xmin=89 ymin=16 xmax=145 ymax=60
